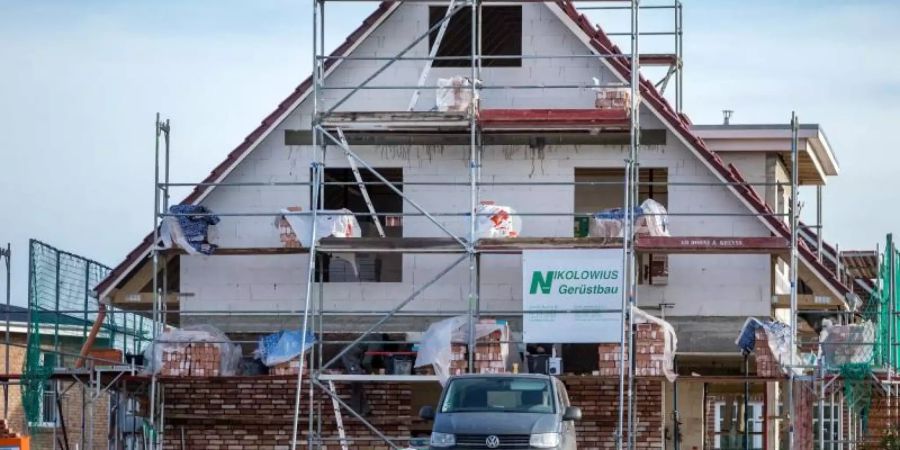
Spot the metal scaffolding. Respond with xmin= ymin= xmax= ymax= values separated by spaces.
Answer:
xmin=135 ymin=2 xmax=819 ymax=450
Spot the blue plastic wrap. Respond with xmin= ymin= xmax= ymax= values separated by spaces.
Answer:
xmin=256 ymin=330 xmax=317 ymax=367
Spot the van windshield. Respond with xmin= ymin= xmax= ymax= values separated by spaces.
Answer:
xmin=440 ymin=377 xmax=554 ymax=414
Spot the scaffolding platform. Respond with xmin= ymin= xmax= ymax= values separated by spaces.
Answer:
xmin=317 ymin=108 xmax=631 ymax=132
xmin=319 ymin=111 xmax=471 ymax=131
xmin=478 ymin=108 xmax=630 ymax=130
xmin=165 ymin=236 xmax=789 ymax=255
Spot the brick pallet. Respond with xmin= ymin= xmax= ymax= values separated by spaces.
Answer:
xmin=269 ymin=356 xmax=310 ymax=376
xmin=449 ymin=343 xmax=467 ymax=376
xmin=161 ymin=342 xmax=222 ymax=377
xmin=448 ymin=319 xmax=511 ymax=375
xmin=597 ymin=322 xmax=668 ymax=377
xmin=277 ymin=207 xmax=302 ymax=248
xmin=595 ymin=87 xmax=632 ymax=112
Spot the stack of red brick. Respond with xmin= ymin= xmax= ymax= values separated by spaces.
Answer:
xmin=474 ymin=325 xmax=508 ymax=374
xmin=277 ymin=206 xmax=302 ymax=248
xmin=754 ymin=328 xmax=781 ymax=377
xmin=597 ymin=322 xmax=668 ymax=377
xmin=449 ymin=343 xmax=468 ymax=376
xmin=448 ymin=319 xmax=510 ymax=375
xmin=161 ymin=342 xmax=222 ymax=377
xmin=268 ymin=356 xmax=309 ymax=376
xmin=595 ymin=87 xmax=632 ymax=112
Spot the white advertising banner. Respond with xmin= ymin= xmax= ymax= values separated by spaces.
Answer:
xmin=522 ymin=249 xmax=624 ymax=343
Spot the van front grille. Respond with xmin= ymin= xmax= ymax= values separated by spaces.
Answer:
xmin=455 ymin=434 xmax=531 ymax=449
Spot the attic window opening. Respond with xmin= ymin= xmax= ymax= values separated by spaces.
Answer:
xmin=428 ymin=6 xmax=522 ymax=68
xmin=317 ymin=168 xmax=403 ymax=283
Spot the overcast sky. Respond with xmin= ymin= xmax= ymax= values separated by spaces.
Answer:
xmin=1 ymin=1 xmax=898 ymax=305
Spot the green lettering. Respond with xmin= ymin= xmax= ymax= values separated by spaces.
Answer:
xmin=530 ymin=271 xmax=554 ymax=294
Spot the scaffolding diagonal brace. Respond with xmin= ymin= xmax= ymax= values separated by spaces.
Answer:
xmin=408 ymin=0 xmax=457 ymax=111
xmin=319 ymin=126 xmax=468 ymax=248
xmin=336 ymin=129 xmax=386 ymax=238
xmin=313 ymin=379 xmax=401 ymax=450
xmin=328 ymin=380 xmax=350 ymax=450
xmin=326 ymin=2 xmax=469 ymax=115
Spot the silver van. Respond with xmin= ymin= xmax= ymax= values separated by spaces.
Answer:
xmin=420 ymin=374 xmax=581 ymax=450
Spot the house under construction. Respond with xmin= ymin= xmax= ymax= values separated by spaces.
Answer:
xmin=3 ymin=1 xmax=899 ymax=450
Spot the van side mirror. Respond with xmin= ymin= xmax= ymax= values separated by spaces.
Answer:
xmin=419 ymin=405 xmax=435 ymax=420
xmin=562 ymin=406 xmax=582 ymax=421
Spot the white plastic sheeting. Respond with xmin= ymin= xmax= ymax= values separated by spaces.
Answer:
xmin=736 ymin=318 xmax=802 ymax=376
xmin=632 ymin=307 xmax=679 ymax=382
xmin=589 ymin=199 xmax=670 ymax=239
xmin=143 ymin=324 xmax=242 ymax=376
xmin=281 ymin=208 xmax=361 ymax=246
xmin=281 ymin=207 xmax=360 ymax=274
xmin=436 ymin=77 xmax=475 ymax=112
xmin=414 ymin=316 xmax=507 ymax=385
xmin=475 ymin=203 xmax=521 ymax=239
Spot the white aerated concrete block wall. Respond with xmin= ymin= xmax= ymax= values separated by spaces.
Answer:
xmin=181 ymin=2 xmax=773 ymax=324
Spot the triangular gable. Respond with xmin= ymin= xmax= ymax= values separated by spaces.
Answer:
xmin=97 ymin=1 xmax=854 ymax=306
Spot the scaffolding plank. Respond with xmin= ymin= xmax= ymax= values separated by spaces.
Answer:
xmin=479 ymin=108 xmax=630 ymax=130
xmin=286 ymin=129 xmax=667 ymax=146
xmin=635 ymin=236 xmax=789 ymax=254
xmin=319 ymin=374 xmax=441 ymax=382
xmin=164 ymin=236 xmax=791 ymax=255
xmin=164 ymin=247 xmax=309 ymax=256
xmin=320 ymin=111 xmax=471 ymax=131
xmin=638 ymin=53 xmax=678 ymax=66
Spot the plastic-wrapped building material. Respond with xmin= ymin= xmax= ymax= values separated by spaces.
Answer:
xmin=589 ymin=207 xmax=643 ymax=238
xmin=475 ymin=202 xmax=521 ymax=239
xmin=414 ymin=316 xmax=510 ymax=385
xmin=436 ymin=76 xmax=475 ymax=112
xmin=254 ymin=330 xmax=317 ymax=367
xmin=143 ymin=325 xmax=242 ymax=376
xmin=632 ymin=307 xmax=679 ymax=382
xmin=635 ymin=199 xmax=670 ymax=237
xmin=279 ymin=207 xmax=360 ymax=275
xmin=589 ymin=199 xmax=670 ymax=238
xmin=736 ymin=318 xmax=801 ymax=376
xmin=157 ymin=205 xmax=221 ymax=255
xmin=592 ymin=78 xmax=633 ymax=113
xmin=280 ymin=207 xmax=361 ymax=247
xmin=820 ymin=321 xmax=875 ymax=370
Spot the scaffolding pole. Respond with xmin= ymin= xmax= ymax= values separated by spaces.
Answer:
xmin=788 ymin=111 xmax=800 ymax=450
xmin=1 ymin=243 xmax=9 ymax=420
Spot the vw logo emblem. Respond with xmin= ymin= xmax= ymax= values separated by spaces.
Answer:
xmin=485 ymin=435 xmax=501 ymax=449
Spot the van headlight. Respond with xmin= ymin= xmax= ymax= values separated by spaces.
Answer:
xmin=430 ymin=432 xmax=456 ymax=448
xmin=529 ymin=432 xmax=560 ymax=448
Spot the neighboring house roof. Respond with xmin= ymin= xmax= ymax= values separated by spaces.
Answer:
xmin=692 ymin=123 xmax=839 ymax=178
xmin=0 ymin=303 xmax=95 ymax=329
xmin=96 ymin=0 xmax=855 ymax=305
xmin=0 ymin=304 xmax=109 ymax=339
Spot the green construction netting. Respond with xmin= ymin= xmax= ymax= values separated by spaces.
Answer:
xmin=823 ymin=234 xmax=900 ymax=435
xmin=23 ymin=239 xmax=155 ymax=432
xmin=873 ymin=234 xmax=900 ymax=370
